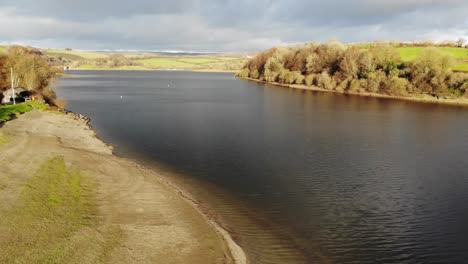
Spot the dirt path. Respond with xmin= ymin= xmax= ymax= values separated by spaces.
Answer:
xmin=0 ymin=110 xmax=245 ymax=264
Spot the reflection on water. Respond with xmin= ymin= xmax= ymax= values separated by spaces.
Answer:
xmin=57 ymin=70 xmax=468 ymax=264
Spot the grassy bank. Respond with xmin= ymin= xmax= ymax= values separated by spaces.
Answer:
xmin=0 ymin=157 xmax=121 ymax=263
xmin=0 ymin=102 xmax=47 ymax=122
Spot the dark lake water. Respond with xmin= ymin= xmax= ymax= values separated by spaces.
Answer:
xmin=57 ymin=70 xmax=468 ymax=264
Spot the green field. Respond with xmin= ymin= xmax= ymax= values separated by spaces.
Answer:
xmin=453 ymin=64 xmax=468 ymax=71
xmin=0 ymin=157 xmax=97 ymax=263
xmin=398 ymin=47 xmax=468 ymax=71
xmin=0 ymin=46 xmax=8 ymax=55
xmin=43 ymin=52 xmax=88 ymax=61
xmin=44 ymin=49 xmax=108 ymax=60
xmin=133 ymin=56 xmax=248 ymax=71
xmin=138 ymin=58 xmax=191 ymax=67
xmin=0 ymin=102 xmax=47 ymax=123
xmin=176 ymin=58 xmax=219 ymax=64
xmin=398 ymin=47 xmax=424 ymax=61
xmin=398 ymin=47 xmax=468 ymax=60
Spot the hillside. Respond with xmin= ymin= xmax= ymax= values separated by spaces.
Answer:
xmin=40 ymin=48 xmax=249 ymax=72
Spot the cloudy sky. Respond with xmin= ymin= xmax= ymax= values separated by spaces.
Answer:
xmin=0 ymin=0 xmax=467 ymax=52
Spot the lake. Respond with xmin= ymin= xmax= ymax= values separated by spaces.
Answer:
xmin=57 ymin=70 xmax=468 ymax=264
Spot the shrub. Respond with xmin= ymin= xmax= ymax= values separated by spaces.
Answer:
xmin=305 ymin=74 xmax=315 ymax=86
xmin=295 ymin=74 xmax=305 ymax=85
xmin=286 ymin=71 xmax=303 ymax=84
xmin=339 ymin=47 xmax=361 ymax=79
xmin=53 ymin=99 xmax=67 ymax=110
xmin=317 ymin=72 xmax=334 ymax=90
xmin=462 ymin=82 xmax=468 ymax=97
xmin=264 ymin=57 xmax=282 ymax=82
xmin=236 ymin=68 xmax=250 ymax=78
xmin=247 ymin=48 xmax=277 ymax=76
xmin=410 ymin=48 xmax=455 ymax=94
xmin=305 ymin=53 xmax=319 ymax=74
xmin=415 ymin=47 xmax=454 ymax=74
xmin=388 ymin=77 xmax=410 ymax=96
xmin=371 ymin=44 xmax=401 ymax=70
xmin=366 ymin=71 xmax=386 ymax=93
xmin=249 ymin=69 xmax=260 ymax=79
xmin=278 ymin=69 xmax=290 ymax=84
xmin=357 ymin=50 xmax=375 ymax=77
xmin=41 ymin=86 xmax=57 ymax=105
xmin=336 ymin=78 xmax=351 ymax=91
xmin=349 ymin=79 xmax=361 ymax=92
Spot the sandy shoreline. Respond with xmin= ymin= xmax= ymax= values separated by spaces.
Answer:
xmin=241 ymin=77 xmax=468 ymax=107
xmin=0 ymin=110 xmax=246 ymax=264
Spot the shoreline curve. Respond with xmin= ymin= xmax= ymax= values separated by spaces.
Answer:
xmin=0 ymin=109 xmax=247 ymax=264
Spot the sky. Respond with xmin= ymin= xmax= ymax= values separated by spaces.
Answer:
xmin=0 ymin=0 xmax=467 ymax=52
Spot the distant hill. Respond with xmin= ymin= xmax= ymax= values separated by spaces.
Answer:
xmin=38 ymin=48 xmax=250 ymax=72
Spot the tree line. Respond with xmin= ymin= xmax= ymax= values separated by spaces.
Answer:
xmin=0 ymin=46 xmax=63 ymax=107
xmin=237 ymin=41 xmax=468 ymax=98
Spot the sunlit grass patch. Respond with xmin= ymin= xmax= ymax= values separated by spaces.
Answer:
xmin=0 ymin=102 xmax=47 ymax=123
xmin=0 ymin=157 xmax=121 ymax=263
xmin=453 ymin=63 xmax=468 ymax=72
xmin=398 ymin=47 xmax=423 ymax=61
xmin=0 ymin=133 xmax=7 ymax=146
xmin=437 ymin=47 xmax=468 ymax=60
xmin=177 ymin=58 xmax=219 ymax=64
xmin=0 ymin=45 xmax=7 ymax=55
xmin=45 ymin=52 xmax=87 ymax=61
xmin=397 ymin=47 xmax=468 ymax=72
xmin=0 ymin=157 xmax=92 ymax=262
xmin=44 ymin=49 xmax=108 ymax=59
xmin=139 ymin=58 xmax=191 ymax=67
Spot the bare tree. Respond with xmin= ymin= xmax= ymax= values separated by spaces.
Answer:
xmin=23 ymin=68 xmax=39 ymax=91
xmin=456 ymin=38 xmax=466 ymax=48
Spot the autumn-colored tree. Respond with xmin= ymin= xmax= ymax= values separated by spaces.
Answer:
xmin=410 ymin=48 xmax=454 ymax=95
xmin=238 ymin=40 xmax=468 ymax=98
xmin=1 ymin=46 xmax=60 ymax=92
xmin=0 ymin=46 xmax=62 ymax=105
xmin=370 ymin=44 xmax=401 ymax=76
xmin=339 ymin=47 xmax=361 ymax=79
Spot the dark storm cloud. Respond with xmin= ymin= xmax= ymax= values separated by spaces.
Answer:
xmin=0 ymin=0 xmax=467 ymax=51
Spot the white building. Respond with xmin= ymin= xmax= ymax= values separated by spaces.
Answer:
xmin=1 ymin=88 xmax=25 ymax=104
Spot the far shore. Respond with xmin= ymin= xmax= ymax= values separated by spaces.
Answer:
xmin=66 ymin=67 xmax=238 ymax=73
xmin=240 ymin=77 xmax=468 ymax=107
xmin=0 ymin=110 xmax=246 ymax=264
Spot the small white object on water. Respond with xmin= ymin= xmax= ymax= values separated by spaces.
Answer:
xmin=168 ymin=84 xmax=170 ymax=88
xmin=120 ymin=95 xmax=123 ymax=99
